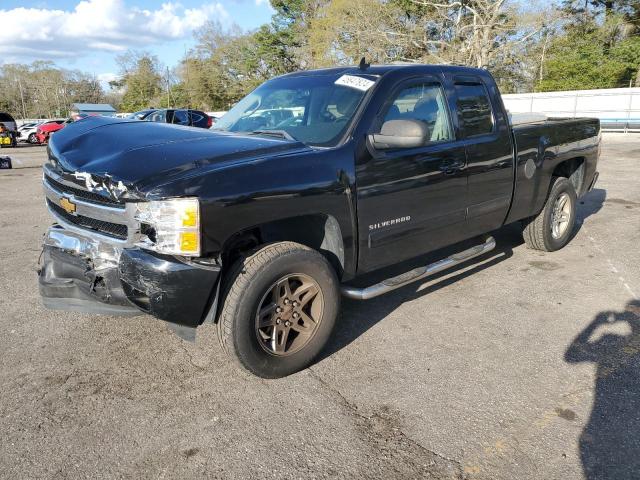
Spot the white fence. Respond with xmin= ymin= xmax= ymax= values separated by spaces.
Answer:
xmin=16 ymin=119 xmax=50 ymax=127
xmin=502 ymin=87 xmax=640 ymax=132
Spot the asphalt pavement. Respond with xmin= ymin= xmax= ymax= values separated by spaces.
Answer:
xmin=0 ymin=134 xmax=638 ymax=479
xmin=0 ymin=143 xmax=48 ymax=169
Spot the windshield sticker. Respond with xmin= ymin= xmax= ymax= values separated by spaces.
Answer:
xmin=335 ymin=75 xmax=375 ymax=92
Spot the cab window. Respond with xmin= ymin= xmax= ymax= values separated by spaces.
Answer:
xmin=172 ymin=110 xmax=189 ymax=125
xmin=454 ymin=82 xmax=494 ymax=137
xmin=146 ymin=111 xmax=166 ymax=123
xmin=383 ymin=83 xmax=453 ymax=143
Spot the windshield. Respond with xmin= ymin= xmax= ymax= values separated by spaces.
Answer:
xmin=212 ymin=73 xmax=377 ymax=147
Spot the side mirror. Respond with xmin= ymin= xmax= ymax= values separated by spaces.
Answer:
xmin=369 ymin=119 xmax=428 ymax=150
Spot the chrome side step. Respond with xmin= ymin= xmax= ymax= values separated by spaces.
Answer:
xmin=341 ymin=236 xmax=496 ymax=300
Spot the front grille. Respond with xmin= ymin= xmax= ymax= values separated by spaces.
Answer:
xmin=44 ymin=175 xmax=124 ymax=209
xmin=47 ymin=200 xmax=128 ymax=240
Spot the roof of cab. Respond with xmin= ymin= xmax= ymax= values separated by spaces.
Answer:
xmin=279 ymin=63 xmax=486 ymax=79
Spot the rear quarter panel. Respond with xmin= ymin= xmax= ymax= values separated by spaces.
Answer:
xmin=505 ymin=118 xmax=600 ymax=223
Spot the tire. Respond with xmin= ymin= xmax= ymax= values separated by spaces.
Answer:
xmin=522 ymin=176 xmax=577 ymax=252
xmin=28 ymin=133 xmax=37 ymax=144
xmin=217 ymin=241 xmax=340 ymax=378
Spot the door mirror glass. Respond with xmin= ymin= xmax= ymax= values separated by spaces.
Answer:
xmin=369 ymin=119 xmax=428 ymax=149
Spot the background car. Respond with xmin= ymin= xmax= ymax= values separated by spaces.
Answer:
xmin=35 ymin=119 xmax=71 ymax=144
xmin=141 ymin=109 xmax=212 ymax=128
xmin=17 ymin=122 xmax=44 ymax=144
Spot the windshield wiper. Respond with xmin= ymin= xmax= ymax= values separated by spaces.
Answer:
xmin=249 ymin=129 xmax=297 ymax=141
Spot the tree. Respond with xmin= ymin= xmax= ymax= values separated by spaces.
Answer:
xmin=306 ymin=0 xmax=548 ymax=92
xmin=307 ymin=0 xmax=409 ymax=66
xmin=177 ymin=22 xmax=265 ymax=111
xmin=560 ymin=0 xmax=640 ymax=23
xmin=117 ymin=51 xmax=163 ymax=112
xmin=268 ymin=0 xmax=329 ymax=68
xmin=538 ymin=15 xmax=640 ymax=90
xmin=0 ymin=61 xmax=106 ymax=118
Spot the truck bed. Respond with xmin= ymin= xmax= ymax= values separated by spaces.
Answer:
xmin=506 ymin=117 xmax=600 ymax=224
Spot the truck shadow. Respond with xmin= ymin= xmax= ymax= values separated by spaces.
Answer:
xmin=564 ymin=300 xmax=640 ymax=480
xmin=318 ymin=226 xmax=521 ymax=363
xmin=319 ymin=187 xmax=607 ymax=362
xmin=576 ymin=187 xmax=606 ymax=225
xmin=563 ymin=187 xmax=606 ymax=245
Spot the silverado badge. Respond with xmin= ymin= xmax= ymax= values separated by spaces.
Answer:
xmin=59 ymin=196 xmax=76 ymax=215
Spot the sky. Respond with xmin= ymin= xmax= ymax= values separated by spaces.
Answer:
xmin=0 ymin=0 xmax=275 ymax=86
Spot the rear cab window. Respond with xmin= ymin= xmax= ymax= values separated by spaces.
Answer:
xmin=453 ymin=80 xmax=494 ymax=137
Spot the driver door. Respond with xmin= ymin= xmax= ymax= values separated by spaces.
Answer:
xmin=356 ymin=78 xmax=468 ymax=272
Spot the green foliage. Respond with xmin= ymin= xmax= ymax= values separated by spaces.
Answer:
xmin=176 ymin=1 xmax=325 ymax=112
xmin=177 ymin=23 xmax=266 ymax=111
xmin=178 ymin=0 xmax=639 ymax=105
xmin=537 ymin=19 xmax=640 ymax=91
xmin=117 ymin=52 xmax=164 ymax=112
xmin=388 ymin=0 xmax=432 ymax=17
xmin=0 ymin=61 xmax=105 ymax=118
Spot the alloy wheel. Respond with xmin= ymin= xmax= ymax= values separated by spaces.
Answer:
xmin=255 ymin=274 xmax=324 ymax=356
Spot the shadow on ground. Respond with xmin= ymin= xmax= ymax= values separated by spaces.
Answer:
xmin=577 ymin=188 xmax=606 ymax=223
xmin=565 ymin=300 xmax=640 ymax=480
xmin=320 ymin=187 xmax=607 ymax=362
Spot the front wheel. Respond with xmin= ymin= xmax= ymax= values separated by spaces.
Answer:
xmin=28 ymin=133 xmax=37 ymax=144
xmin=522 ymin=176 xmax=578 ymax=252
xmin=217 ymin=242 xmax=340 ymax=378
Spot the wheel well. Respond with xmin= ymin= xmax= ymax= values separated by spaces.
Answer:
xmin=552 ymin=157 xmax=585 ymax=195
xmin=221 ymin=214 xmax=345 ymax=278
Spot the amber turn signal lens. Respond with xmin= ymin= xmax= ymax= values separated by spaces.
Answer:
xmin=179 ymin=232 xmax=199 ymax=253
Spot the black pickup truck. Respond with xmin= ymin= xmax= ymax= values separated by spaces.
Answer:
xmin=39 ymin=64 xmax=600 ymax=378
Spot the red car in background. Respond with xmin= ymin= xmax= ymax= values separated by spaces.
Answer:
xmin=35 ymin=119 xmax=71 ymax=144
xmin=34 ymin=114 xmax=96 ymax=144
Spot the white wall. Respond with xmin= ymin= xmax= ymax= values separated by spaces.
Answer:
xmin=502 ymin=88 xmax=640 ymax=129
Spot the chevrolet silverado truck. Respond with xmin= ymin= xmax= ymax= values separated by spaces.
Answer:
xmin=38 ymin=64 xmax=600 ymax=378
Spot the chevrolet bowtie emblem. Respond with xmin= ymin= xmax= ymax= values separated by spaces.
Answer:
xmin=59 ymin=196 xmax=76 ymax=215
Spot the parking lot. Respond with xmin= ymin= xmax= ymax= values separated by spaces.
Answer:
xmin=0 ymin=143 xmax=48 ymax=169
xmin=0 ymin=134 xmax=638 ymax=479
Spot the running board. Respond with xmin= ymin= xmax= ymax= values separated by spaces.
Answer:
xmin=341 ymin=236 xmax=496 ymax=300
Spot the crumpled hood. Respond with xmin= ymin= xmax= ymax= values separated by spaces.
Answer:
xmin=48 ymin=116 xmax=311 ymax=199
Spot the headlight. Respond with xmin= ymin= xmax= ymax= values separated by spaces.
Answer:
xmin=135 ymin=198 xmax=201 ymax=256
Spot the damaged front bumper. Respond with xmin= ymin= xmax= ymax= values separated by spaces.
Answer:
xmin=39 ymin=226 xmax=221 ymax=329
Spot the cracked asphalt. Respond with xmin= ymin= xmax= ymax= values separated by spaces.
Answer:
xmin=1 ymin=134 xmax=639 ymax=479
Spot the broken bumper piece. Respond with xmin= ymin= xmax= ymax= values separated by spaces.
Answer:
xmin=39 ymin=226 xmax=220 ymax=330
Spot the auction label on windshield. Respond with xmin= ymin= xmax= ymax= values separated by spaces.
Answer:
xmin=335 ymin=75 xmax=375 ymax=92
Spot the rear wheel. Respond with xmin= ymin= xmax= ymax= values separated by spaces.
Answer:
xmin=522 ymin=176 xmax=577 ymax=252
xmin=217 ymin=242 xmax=340 ymax=378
